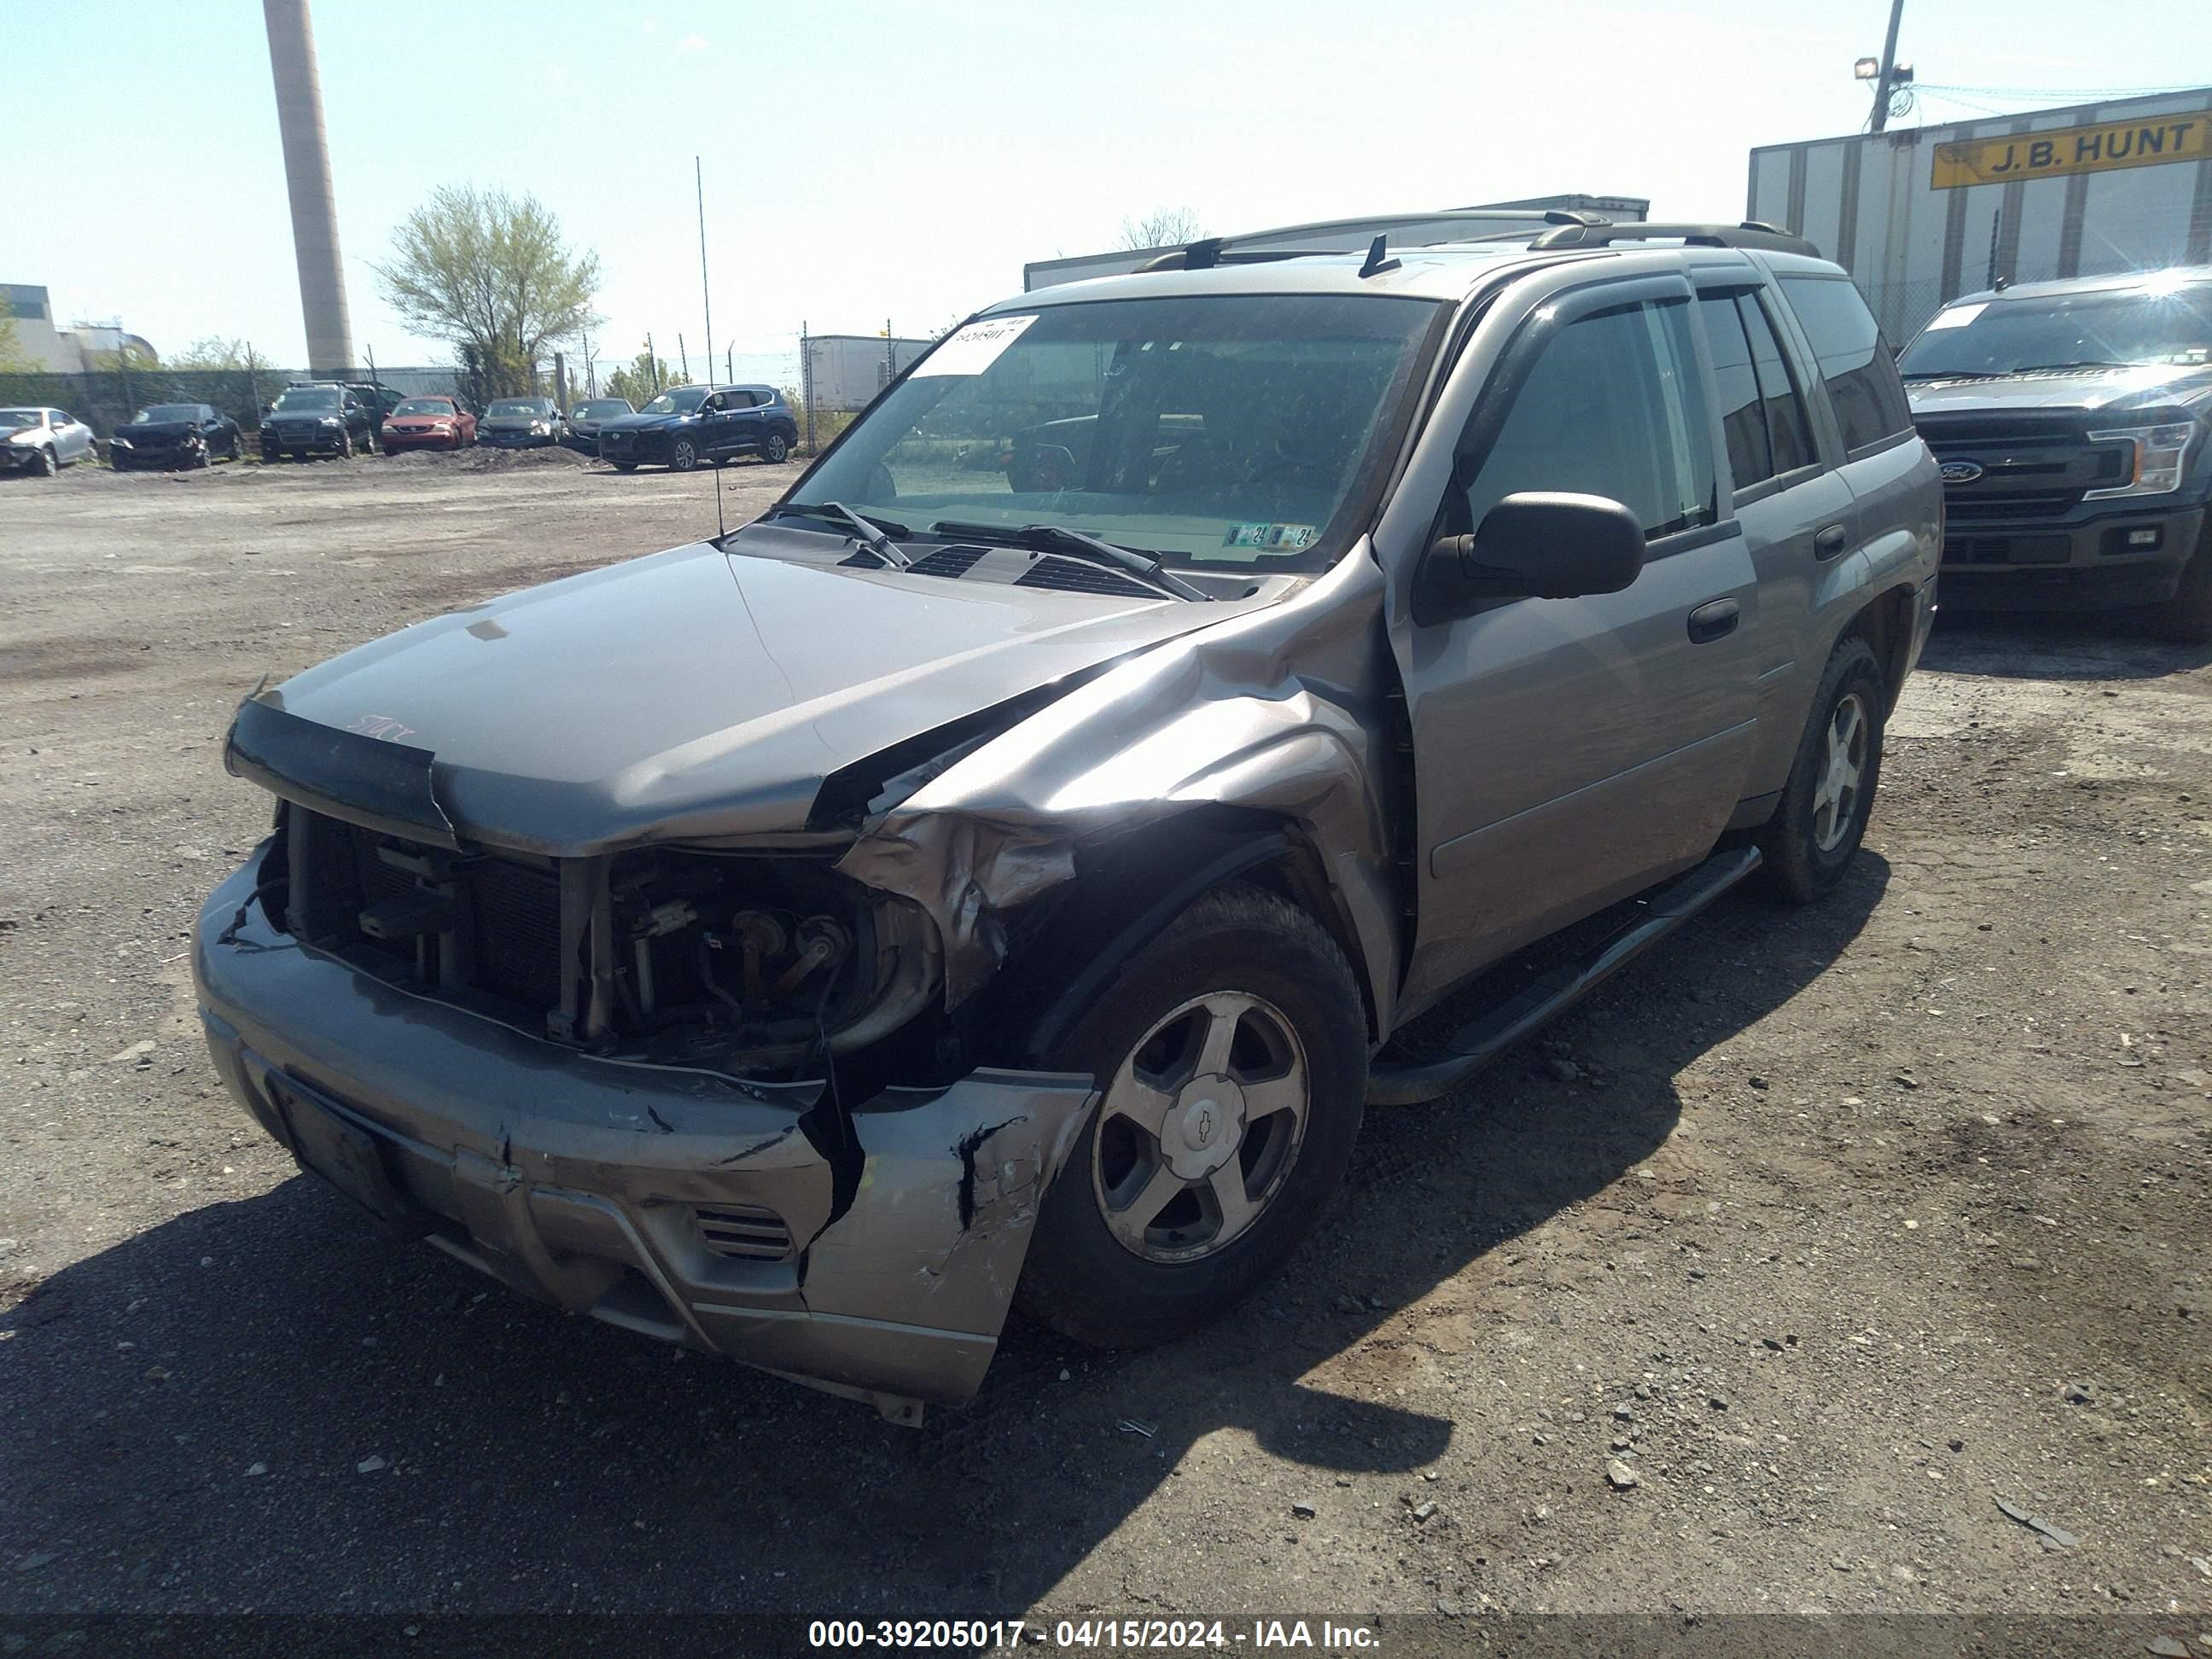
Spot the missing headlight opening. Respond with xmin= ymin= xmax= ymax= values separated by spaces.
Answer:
xmin=276 ymin=802 xmax=937 ymax=1082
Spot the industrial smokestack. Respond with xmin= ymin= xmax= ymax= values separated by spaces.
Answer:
xmin=263 ymin=0 xmax=354 ymax=376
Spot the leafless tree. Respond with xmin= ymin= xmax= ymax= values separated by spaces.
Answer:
xmin=1117 ymin=207 xmax=1207 ymax=250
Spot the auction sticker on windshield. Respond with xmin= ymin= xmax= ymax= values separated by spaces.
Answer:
xmin=1223 ymin=521 xmax=1318 ymax=551
xmin=913 ymin=314 xmax=1039 ymax=376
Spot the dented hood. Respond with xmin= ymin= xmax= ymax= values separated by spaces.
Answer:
xmin=242 ymin=534 xmax=1230 ymax=854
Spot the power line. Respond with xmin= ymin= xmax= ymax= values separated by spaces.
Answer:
xmin=1912 ymin=80 xmax=2209 ymax=102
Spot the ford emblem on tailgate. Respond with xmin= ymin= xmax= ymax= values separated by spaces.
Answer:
xmin=1940 ymin=459 xmax=1985 ymax=484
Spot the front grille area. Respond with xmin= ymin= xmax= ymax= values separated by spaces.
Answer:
xmin=1918 ymin=412 xmax=2131 ymax=524
xmin=292 ymin=812 xmax=567 ymax=1024
xmin=692 ymin=1203 xmax=794 ymax=1260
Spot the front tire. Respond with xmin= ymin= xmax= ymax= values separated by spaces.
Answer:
xmin=1016 ymin=883 xmax=1366 ymax=1348
xmin=337 ymin=429 xmax=354 ymax=460
xmin=29 ymin=445 xmax=55 ymax=477
xmin=1755 ymin=634 xmax=1886 ymax=903
xmin=669 ymin=436 xmax=699 ymax=473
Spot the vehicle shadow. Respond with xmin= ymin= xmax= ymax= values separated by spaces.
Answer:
xmin=0 ymin=859 xmax=1887 ymax=1615
xmin=1924 ymin=607 xmax=2212 ymax=680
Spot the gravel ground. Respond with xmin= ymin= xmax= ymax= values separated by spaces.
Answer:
xmin=0 ymin=457 xmax=2207 ymax=1627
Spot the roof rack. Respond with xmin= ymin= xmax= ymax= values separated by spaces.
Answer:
xmin=1134 ymin=208 xmax=1610 ymax=273
xmin=1527 ymin=219 xmax=1820 ymax=257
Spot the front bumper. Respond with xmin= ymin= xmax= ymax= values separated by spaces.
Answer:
xmin=192 ymin=852 xmax=1093 ymax=1416
xmin=0 ymin=443 xmax=49 ymax=470
xmin=263 ymin=426 xmax=349 ymax=456
xmin=1940 ymin=502 xmax=2206 ymax=611
xmin=563 ymin=431 xmax=601 ymax=455
xmin=111 ymin=441 xmax=199 ymax=469
xmin=480 ymin=428 xmax=555 ymax=448
xmin=382 ymin=430 xmax=462 ymax=451
xmin=597 ymin=431 xmax=665 ymax=464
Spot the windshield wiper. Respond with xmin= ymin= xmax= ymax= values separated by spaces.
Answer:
xmin=929 ymin=520 xmax=1209 ymax=602
xmin=1900 ymin=369 xmax=2005 ymax=382
xmin=2009 ymin=359 xmax=2135 ymax=375
xmin=765 ymin=501 xmax=912 ymax=568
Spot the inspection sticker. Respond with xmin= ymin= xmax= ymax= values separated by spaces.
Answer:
xmin=911 ymin=313 xmax=1039 ymax=376
xmin=1223 ymin=521 xmax=1318 ymax=551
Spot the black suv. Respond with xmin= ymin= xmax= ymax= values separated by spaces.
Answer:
xmin=1899 ymin=266 xmax=2212 ymax=641
xmin=597 ymin=383 xmax=798 ymax=472
xmin=260 ymin=383 xmax=378 ymax=460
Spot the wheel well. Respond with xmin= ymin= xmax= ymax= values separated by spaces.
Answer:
xmin=1842 ymin=584 xmax=1916 ymax=716
xmin=969 ymin=808 xmax=1381 ymax=1067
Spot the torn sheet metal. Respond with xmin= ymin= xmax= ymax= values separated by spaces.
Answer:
xmin=835 ymin=544 xmax=1406 ymax=1029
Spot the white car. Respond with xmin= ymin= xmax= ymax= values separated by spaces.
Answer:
xmin=1 ymin=407 xmax=98 ymax=475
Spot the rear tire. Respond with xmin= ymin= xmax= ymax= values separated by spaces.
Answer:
xmin=1016 ymin=883 xmax=1366 ymax=1349
xmin=614 ymin=461 xmax=638 ymax=473
xmin=2150 ymin=525 xmax=2212 ymax=645
xmin=1755 ymin=634 xmax=1886 ymax=904
xmin=760 ymin=430 xmax=790 ymax=464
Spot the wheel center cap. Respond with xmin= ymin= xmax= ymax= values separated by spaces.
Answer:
xmin=1162 ymin=1075 xmax=1247 ymax=1180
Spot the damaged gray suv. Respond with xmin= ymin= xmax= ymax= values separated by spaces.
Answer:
xmin=195 ymin=214 xmax=1939 ymax=1420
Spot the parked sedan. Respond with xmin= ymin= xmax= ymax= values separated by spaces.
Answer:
xmin=110 ymin=403 xmax=242 ymax=470
xmin=478 ymin=397 xmax=566 ymax=449
xmin=0 ymin=407 xmax=97 ymax=475
xmin=381 ymin=396 xmax=477 ymax=453
xmin=562 ymin=398 xmax=634 ymax=457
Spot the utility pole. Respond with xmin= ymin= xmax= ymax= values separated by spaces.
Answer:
xmin=647 ymin=330 xmax=659 ymax=394
xmin=1868 ymin=0 xmax=1906 ymax=134
xmin=696 ymin=156 xmax=715 ymax=390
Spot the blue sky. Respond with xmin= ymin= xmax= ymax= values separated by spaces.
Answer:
xmin=8 ymin=0 xmax=2209 ymax=378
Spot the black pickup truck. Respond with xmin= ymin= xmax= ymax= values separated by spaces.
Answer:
xmin=1899 ymin=267 xmax=2212 ymax=642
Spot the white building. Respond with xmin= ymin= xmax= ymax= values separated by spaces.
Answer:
xmin=2 ymin=284 xmax=158 ymax=372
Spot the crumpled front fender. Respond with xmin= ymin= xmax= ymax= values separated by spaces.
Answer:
xmin=835 ymin=547 xmax=1403 ymax=1030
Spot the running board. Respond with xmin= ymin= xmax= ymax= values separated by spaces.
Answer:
xmin=1365 ymin=846 xmax=1763 ymax=1107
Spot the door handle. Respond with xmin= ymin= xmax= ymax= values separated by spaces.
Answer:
xmin=1687 ymin=597 xmax=1740 ymax=643
xmin=1813 ymin=523 xmax=1848 ymax=559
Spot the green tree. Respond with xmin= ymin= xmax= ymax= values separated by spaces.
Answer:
xmin=0 ymin=298 xmax=32 ymax=374
xmin=374 ymin=185 xmax=602 ymax=398
xmin=603 ymin=346 xmax=689 ymax=409
xmin=166 ymin=336 xmax=272 ymax=375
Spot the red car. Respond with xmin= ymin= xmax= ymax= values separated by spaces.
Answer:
xmin=380 ymin=396 xmax=477 ymax=452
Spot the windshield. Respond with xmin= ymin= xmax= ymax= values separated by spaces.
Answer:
xmin=272 ymin=388 xmax=339 ymax=412
xmin=486 ymin=399 xmax=550 ymax=417
xmin=132 ymin=405 xmax=202 ymax=423
xmin=641 ymin=387 xmax=709 ymax=416
xmin=789 ymin=294 xmax=1441 ymax=571
xmin=1901 ymin=280 xmax=2212 ymax=378
xmin=0 ymin=410 xmax=38 ymax=431
xmin=392 ymin=398 xmax=455 ymax=417
xmin=574 ymin=400 xmax=631 ymax=419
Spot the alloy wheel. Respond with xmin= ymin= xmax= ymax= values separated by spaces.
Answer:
xmin=1810 ymin=691 xmax=1869 ymax=853
xmin=1091 ymin=991 xmax=1310 ymax=1263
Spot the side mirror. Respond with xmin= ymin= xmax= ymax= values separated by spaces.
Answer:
xmin=1415 ymin=492 xmax=1645 ymax=624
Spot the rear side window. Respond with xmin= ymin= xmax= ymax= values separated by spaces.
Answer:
xmin=1459 ymin=298 xmax=1718 ymax=542
xmin=1779 ymin=276 xmax=1912 ymax=453
xmin=1743 ymin=294 xmax=1815 ymax=474
xmin=1697 ymin=289 xmax=1818 ymax=490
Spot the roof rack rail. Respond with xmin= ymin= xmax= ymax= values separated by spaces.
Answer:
xmin=1132 ymin=207 xmax=1613 ymax=273
xmin=1528 ymin=219 xmax=1821 ymax=257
